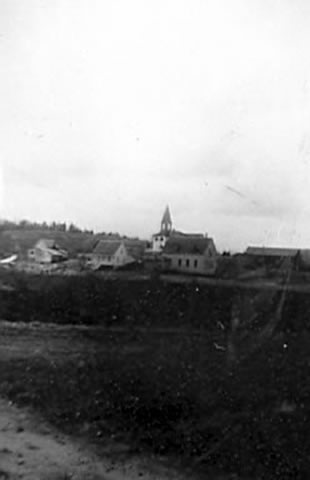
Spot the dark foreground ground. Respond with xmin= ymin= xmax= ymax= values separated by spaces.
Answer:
xmin=0 ymin=321 xmax=308 ymax=479
xmin=0 ymin=273 xmax=309 ymax=478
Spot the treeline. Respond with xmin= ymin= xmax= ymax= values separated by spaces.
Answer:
xmin=0 ymin=219 xmax=93 ymax=234
xmin=0 ymin=219 xmax=129 ymax=239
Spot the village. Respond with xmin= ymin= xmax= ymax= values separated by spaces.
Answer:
xmin=0 ymin=206 xmax=309 ymax=286
xmin=0 ymin=206 xmax=308 ymax=480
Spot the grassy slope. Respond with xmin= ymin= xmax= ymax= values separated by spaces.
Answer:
xmin=0 ymin=229 xmax=97 ymax=257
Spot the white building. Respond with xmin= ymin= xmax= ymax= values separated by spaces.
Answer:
xmin=86 ymin=239 xmax=135 ymax=270
xmin=28 ymin=239 xmax=68 ymax=264
xmin=151 ymin=206 xmax=173 ymax=253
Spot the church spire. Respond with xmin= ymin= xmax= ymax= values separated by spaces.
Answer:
xmin=161 ymin=205 xmax=172 ymax=235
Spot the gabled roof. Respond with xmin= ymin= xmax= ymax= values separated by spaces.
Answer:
xmin=124 ymin=239 xmax=146 ymax=260
xmin=246 ymin=246 xmax=299 ymax=257
xmin=35 ymin=239 xmax=68 ymax=256
xmin=163 ymin=236 xmax=215 ymax=255
xmin=172 ymin=230 xmax=204 ymax=238
xmin=36 ymin=239 xmax=58 ymax=249
xmin=153 ymin=231 xmax=170 ymax=238
xmin=152 ymin=230 xmax=204 ymax=239
xmin=93 ymin=240 xmax=123 ymax=256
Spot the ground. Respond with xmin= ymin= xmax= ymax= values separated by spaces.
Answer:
xmin=0 ymin=274 xmax=307 ymax=479
xmin=0 ymin=322 xmax=201 ymax=480
xmin=0 ymin=396 xmax=192 ymax=480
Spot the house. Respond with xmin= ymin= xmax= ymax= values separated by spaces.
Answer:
xmin=123 ymin=239 xmax=146 ymax=264
xmin=28 ymin=239 xmax=68 ymax=264
xmin=151 ymin=206 xmax=173 ymax=253
xmin=86 ymin=239 xmax=136 ymax=270
xmin=162 ymin=235 xmax=218 ymax=275
xmin=245 ymin=246 xmax=300 ymax=271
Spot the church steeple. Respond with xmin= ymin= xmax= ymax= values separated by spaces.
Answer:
xmin=161 ymin=205 xmax=172 ymax=235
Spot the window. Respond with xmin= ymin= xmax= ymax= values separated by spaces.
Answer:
xmin=194 ymin=259 xmax=198 ymax=268
xmin=108 ymin=256 xmax=111 ymax=261
xmin=160 ymin=237 xmax=164 ymax=241
xmin=155 ymin=237 xmax=158 ymax=241
xmin=178 ymin=259 xmax=182 ymax=267
xmin=186 ymin=259 xmax=190 ymax=267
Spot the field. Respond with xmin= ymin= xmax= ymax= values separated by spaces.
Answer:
xmin=0 ymin=273 xmax=309 ymax=478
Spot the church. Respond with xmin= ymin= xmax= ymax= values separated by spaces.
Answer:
xmin=150 ymin=206 xmax=218 ymax=276
xmin=151 ymin=206 xmax=173 ymax=253
xmin=151 ymin=205 xmax=210 ymax=253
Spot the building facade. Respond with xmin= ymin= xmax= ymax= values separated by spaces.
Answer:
xmin=163 ymin=236 xmax=218 ymax=275
xmin=87 ymin=239 xmax=135 ymax=270
xmin=28 ymin=239 xmax=68 ymax=264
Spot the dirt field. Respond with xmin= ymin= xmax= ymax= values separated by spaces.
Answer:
xmin=0 ymin=396 xmax=177 ymax=480
xmin=0 ymin=322 xmax=202 ymax=480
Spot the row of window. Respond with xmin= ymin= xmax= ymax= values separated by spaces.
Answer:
xmin=178 ymin=258 xmax=198 ymax=268
xmin=154 ymin=236 xmax=165 ymax=242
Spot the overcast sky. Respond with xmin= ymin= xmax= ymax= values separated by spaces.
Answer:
xmin=1 ymin=0 xmax=310 ymax=251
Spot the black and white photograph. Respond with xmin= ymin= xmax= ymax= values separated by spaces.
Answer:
xmin=0 ymin=1 xmax=309 ymax=478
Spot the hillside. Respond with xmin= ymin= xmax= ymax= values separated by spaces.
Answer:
xmin=0 ymin=229 xmax=135 ymax=259
xmin=0 ymin=229 xmax=98 ymax=258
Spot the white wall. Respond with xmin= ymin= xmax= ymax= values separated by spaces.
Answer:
xmin=152 ymin=234 xmax=167 ymax=252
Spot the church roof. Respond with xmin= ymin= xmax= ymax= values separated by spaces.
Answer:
xmin=163 ymin=236 xmax=216 ymax=255
xmin=93 ymin=240 xmax=123 ymax=256
xmin=161 ymin=205 xmax=172 ymax=226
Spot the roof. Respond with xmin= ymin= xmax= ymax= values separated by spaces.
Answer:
xmin=300 ymin=249 xmax=310 ymax=262
xmin=124 ymin=239 xmax=146 ymax=260
xmin=161 ymin=205 xmax=172 ymax=226
xmin=152 ymin=230 xmax=204 ymax=238
xmin=93 ymin=240 xmax=122 ymax=256
xmin=163 ymin=237 xmax=215 ymax=255
xmin=171 ymin=231 xmax=204 ymax=238
xmin=35 ymin=239 xmax=68 ymax=256
xmin=47 ymin=248 xmax=68 ymax=257
xmin=246 ymin=246 xmax=299 ymax=257
xmin=36 ymin=239 xmax=58 ymax=249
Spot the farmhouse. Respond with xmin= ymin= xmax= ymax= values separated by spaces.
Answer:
xmin=87 ymin=239 xmax=136 ymax=270
xmin=124 ymin=239 xmax=146 ymax=264
xmin=163 ymin=235 xmax=218 ymax=275
xmin=28 ymin=239 xmax=68 ymax=264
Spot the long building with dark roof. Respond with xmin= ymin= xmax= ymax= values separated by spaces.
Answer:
xmin=162 ymin=235 xmax=218 ymax=275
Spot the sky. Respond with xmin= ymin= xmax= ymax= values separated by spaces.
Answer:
xmin=1 ymin=0 xmax=310 ymax=251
